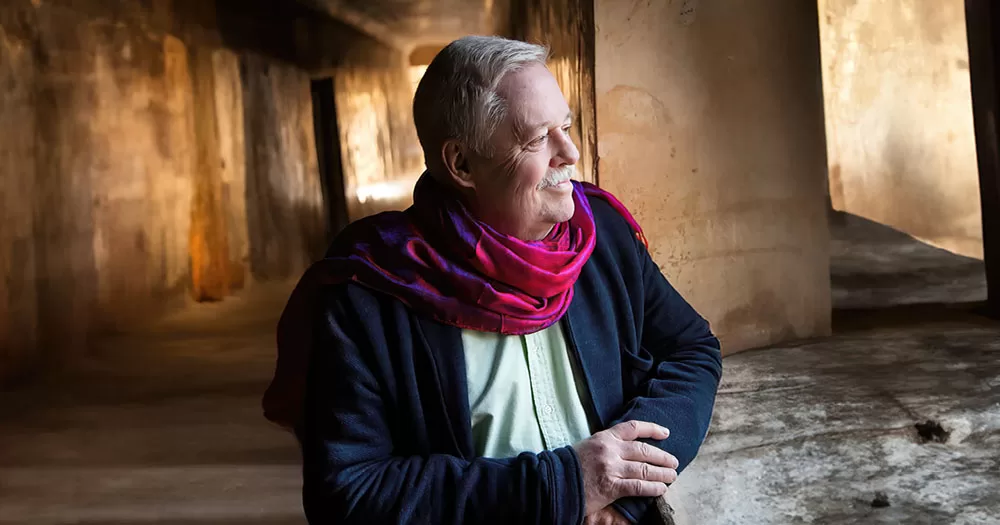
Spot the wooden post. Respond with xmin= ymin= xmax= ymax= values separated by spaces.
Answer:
xmin=965 ymin=0 xmax=1000 ymax=317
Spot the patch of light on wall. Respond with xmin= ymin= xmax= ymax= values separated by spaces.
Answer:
xmin=409 ymin=65 xmax=428 ymax=95
xmin=354 ymin=174 xmax=423 ymax=204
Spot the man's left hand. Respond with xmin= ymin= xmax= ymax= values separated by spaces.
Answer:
xmin=585 ymin=507 xmax=631 ymax=525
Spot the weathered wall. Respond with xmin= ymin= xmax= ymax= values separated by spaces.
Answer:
xmin=509 ymin=0 xmax=597 ymax=184
xmin=820 ymin=0 xmax=982 ymax=258
xmin=243 ymin=56 xmax=326 ymax=280
xmin=0 ymin=23 xmax=39 ymax=382
xmin=0 ymin=0 xmax=350 ymax=383
xmin=594 ymin=0 xmax=832 ymax=353
xmin=332 ymin=43 xmax=424 ymax=220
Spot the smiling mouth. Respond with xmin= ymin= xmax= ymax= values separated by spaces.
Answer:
xmin=543 ymin=179 xmax=572 ymax=191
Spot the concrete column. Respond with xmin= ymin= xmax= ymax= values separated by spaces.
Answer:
xmin=594 ymin=0 xmax=832 ymax=353
xmin=242 ymin=56 xmax=326 ymax=280
xmin=189 ymin=46 xmax=231 ymax=302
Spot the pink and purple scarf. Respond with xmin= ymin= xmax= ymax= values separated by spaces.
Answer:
xmin=263 ymin=173 xmax=645 ymax=428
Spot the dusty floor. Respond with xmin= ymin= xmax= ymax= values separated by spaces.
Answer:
xmin=0 ymin=283 xmax=305 ymax=525
xmin=669 ymin=317 xmax=1000 ymax=525
xmin=829 ymin=210 xmax=987 ymax=310
xmin=1 ymin=217 xmax=997 ymax=524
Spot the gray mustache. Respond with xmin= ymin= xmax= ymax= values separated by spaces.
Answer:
xmin=539 ymin=166 xmax=577 ymax=189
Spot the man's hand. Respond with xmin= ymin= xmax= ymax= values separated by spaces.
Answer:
xmin=573 ymin=420 xmax=678 ymax=516
xmin=585 ymin=506 xmax=632 ymax=525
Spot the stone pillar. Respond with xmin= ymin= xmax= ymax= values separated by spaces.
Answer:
xmin=189 ymin=46 xmax=231 ymax=302
xmin=594 ymin=0 xmax=832 ymax=353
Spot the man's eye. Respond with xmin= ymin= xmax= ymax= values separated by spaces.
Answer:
xmin=530 ymin=134 xmax=548 ymax=146
xmin=562 ymin=125 xmax=572 ymax=135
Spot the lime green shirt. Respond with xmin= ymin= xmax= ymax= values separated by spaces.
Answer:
xmin=462 ymin=324 xmax=593 ymax=458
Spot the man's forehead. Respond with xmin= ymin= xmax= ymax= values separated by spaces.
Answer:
xmin=496 ymin=66 xmax=569 ymax=130
xmin=512 ymin=103 xmax=571 ymax=130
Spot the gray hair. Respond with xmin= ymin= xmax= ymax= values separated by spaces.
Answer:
xmin=413 ymin=36 xmax=549 ymax=170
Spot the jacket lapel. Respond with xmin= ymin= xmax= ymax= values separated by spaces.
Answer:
xmin=565 ymin=277 xmax=624 ymax=429
xmin=414 ymin=315 xmax=475 ymax=460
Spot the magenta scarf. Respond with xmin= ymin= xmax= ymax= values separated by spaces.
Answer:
xmin=263 ymin=173 xmax=645 ymax=428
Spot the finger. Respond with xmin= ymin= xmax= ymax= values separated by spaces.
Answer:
xmin=607 ymin=420 xmax=670 ymax=442
xmin=613 ymin=478 xmax=669 ymax=499
xmin=620 ymin=461 xmax=678 ymax=484
xmin=619 ymin=441 xmax=678 ymax=468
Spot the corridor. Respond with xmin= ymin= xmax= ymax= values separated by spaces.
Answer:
xmin=2 ymin=234 xmax=999 ymax=523
xmin=2 ymin=0 xmax=1000 ymax=523
xmin=0 ymin=284 xmax=302 ymax=524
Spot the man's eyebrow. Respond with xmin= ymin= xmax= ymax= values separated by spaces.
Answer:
xmin=515 ymin=111 xmax=574 ymax=141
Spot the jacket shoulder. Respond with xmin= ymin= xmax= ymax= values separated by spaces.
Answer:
xmin=586 ymin=194 xmax=643 ymax=252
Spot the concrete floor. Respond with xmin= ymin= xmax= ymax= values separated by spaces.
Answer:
xmin=829 ymin=210 xmax=987 ymax=310
xmin=0 ymin=283 xmax=305 ymax=525
xmin=1 ymin=219 xmax=997 ymax=524
xmin=669 ymin=318 xmax=1000 ymax=525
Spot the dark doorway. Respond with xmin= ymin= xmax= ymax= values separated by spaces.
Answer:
xmin=964 ymin=0 xmax=1000 ymax=317
xmin=310 ymin=77 xmax=350 ymax=240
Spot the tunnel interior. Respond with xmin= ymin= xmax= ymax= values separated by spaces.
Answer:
xmin=1 ymin=0 xmax=999 ymax=524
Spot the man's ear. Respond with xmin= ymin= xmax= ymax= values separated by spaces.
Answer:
xmin=442 ymin=140 xmax=476 ymax=190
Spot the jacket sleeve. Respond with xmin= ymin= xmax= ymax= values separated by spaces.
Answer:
xmin=610 ymin=239 xmax=723 ymax=524
xmin=299 ymin=290 xmax=586 ymax=525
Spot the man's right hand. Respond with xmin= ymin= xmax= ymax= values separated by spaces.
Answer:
xmin=573 ymin=420 xmax=678 ymax=516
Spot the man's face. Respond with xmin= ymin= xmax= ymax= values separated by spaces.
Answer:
xmin=464 ymin=63 xmax=580 ymax=240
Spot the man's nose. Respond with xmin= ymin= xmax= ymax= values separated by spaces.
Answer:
xmin=551 ymin=130 xmax=580 ymax=167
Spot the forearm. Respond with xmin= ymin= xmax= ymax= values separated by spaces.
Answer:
xmin=610 ymin=334 xmax=722 ymax=472
xmin=611 ymin=242 xmax=722 ymax=523
xmin=301 ymin=444 xmax=585 ymax=525
xmin=606 ymin=338 xmax=721 ymax=524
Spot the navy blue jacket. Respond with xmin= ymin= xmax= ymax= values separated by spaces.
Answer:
xmin=299 ymin=197 xmax=723 ymax=524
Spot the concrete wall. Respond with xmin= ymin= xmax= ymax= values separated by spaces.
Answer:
xmin=820 ymin=0 xmax=982 ymax=258
xmin=0 ymin=0 xmax=365 ymax=383
xmin=0 ymin=22 xmax=41 ymax=383
xmin=332 ymin=43 xmax=424 ymax=220
xmin=594 ymin=0 xmax=832 ymax=353
xmin=243 ymin=55 xmax=327 ymax=280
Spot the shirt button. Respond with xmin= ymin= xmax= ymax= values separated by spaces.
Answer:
xmin=543 ymin=405 xmax=554 ymax=416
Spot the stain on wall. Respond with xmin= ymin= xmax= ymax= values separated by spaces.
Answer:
xmin=819 ymin=0 xmax=982 ymax=258
xmin=594 ymin=0 xmax=832 ymax=353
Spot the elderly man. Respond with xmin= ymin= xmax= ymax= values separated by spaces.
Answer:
xmin=263 ymin=36 xmax=722 ymax=525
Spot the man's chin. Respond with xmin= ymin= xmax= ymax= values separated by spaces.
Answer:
xmin=551 ymin=201 xmax=576 ymax=223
